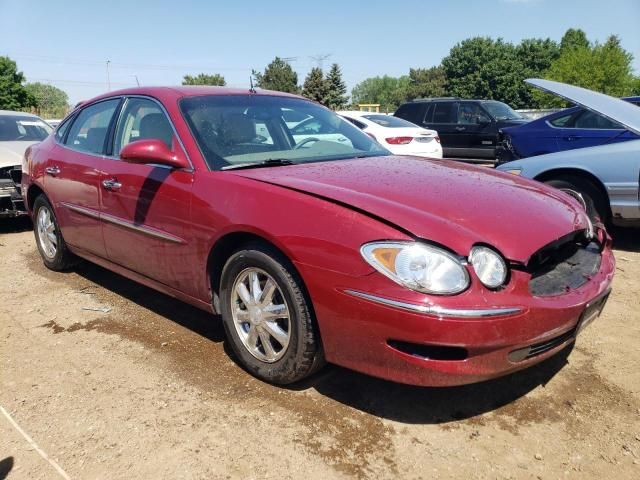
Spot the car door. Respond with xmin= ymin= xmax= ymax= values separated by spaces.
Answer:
xmin=44 ymin=98 xmax=121 ymax=258
xmin=454 ymin=102 xmax=495 ymax=158
xmin=425 ymin=102 xmax=460 ymax=154
xmin=556 ymin=109 xmax=635 ymax=151
xmin=99 ymin=96 xmax=195 ymax=293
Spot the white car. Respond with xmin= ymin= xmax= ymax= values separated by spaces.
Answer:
xmin=0 ymin=110 xmax=52 ymax=217
xmin=337 ymin=110 xmax=443 ymax=158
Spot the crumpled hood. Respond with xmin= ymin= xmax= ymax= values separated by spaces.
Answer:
xmin=0 ymin=141 xmax=36 ymax=169
xmin=233 ymin=156 xmax=588 ymax=263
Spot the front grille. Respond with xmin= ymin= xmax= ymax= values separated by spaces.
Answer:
xmin=508 ymin=328 xmax=575 ymax=362
xmin=528 ymin=231 xmax=601 ymax=297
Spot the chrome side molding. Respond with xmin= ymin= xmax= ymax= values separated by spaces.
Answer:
xmin=343 ymin=289 xmax=523 ymax=318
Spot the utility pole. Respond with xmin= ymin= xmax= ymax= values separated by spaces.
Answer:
xmin=106 ymin=60 xmax=111 ymax=91
xmin=310 ymin=53 xmax=332 ymax=70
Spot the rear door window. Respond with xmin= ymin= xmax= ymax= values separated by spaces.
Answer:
xmin=65 ymin=99 xmax=120 ymax=154
xmin=432 ymin=102 xmax=457 ymax=123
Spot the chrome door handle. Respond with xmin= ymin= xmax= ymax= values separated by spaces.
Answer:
xmin=455 ymin=126 xmax=466 ymax=131
xmin=45 ymin=166 xmax=61 ymax=176
xmin=102 ymin=179 xmax=122 ymax=191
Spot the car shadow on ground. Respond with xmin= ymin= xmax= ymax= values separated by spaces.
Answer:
xmin=293 ymin=345 xmax=572 ymax=424
xmin=0 ymin=216 xmax=32 ymax=235
xmin=71 ymin=261 xmax=226 ymax=343
xmin=62 ymin=258 xmax=572 ymax=424
xmin=0 ymin=457 xmax=13 ymax=480
xmin=610 ymin=226 xmax=640 ymax=253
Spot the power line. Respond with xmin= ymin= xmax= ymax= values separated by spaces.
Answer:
xmin=310 ymin=53 xmax=332 ymax=70
xmin=7 ymin=53 xmax=257 ymax=72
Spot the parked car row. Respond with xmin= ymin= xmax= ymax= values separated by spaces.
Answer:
xmin=496 ymin=79 xmax=640 ymax=228
xmin=394 ymin=97 xmax=529 ymax=159
xmin=18 ymin=81 xmax=615 ymax=389
xmin=497 ymin=95 xmax=640 ymax=162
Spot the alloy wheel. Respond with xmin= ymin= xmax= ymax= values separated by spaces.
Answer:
xmin=230 ymin=267 xmax=291 ymax=363
xmin=37 ymin=206 xmax=57 ymax=259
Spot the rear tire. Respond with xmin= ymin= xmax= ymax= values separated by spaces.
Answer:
xmin=545 ymin=176 xmax=609 ymax=225
xmin=219 ymin=242 xmax=324 ymax=384
xmin=33 ymin=195 xmax=78 ymax=271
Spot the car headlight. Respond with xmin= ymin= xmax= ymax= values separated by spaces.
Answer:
xmin=361 ymin=242 xmax=469 ymax=295
xmin=503 ymin=168 xmax=522 ymax=176
xmin=469 ymin=246 xmax=508 ymax=289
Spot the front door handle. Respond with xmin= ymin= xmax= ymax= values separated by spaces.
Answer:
xmin=45 ymin=166 xmax=61 ymax=176
xmin=455 ymin=126 xmax=466 ymax=131
xmin=102 ymin=178 xmax=122 ymax=191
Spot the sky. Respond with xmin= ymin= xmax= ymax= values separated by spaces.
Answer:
xmin=1 ymin=0 xmax=639 ymax=105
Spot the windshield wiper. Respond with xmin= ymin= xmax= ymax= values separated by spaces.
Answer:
xmin=222 ymin=158 xmax=296 ymax=171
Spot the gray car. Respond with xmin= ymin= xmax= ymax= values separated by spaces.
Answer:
xmin=497 ymin=79 xmax=640 ymax=227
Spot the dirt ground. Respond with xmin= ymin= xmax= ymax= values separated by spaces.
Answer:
xmin=1 ymin=218 xmax=639 ymax=479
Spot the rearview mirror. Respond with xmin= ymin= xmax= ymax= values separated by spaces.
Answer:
xmin=120 ymin=139 xmax=189 ymax=169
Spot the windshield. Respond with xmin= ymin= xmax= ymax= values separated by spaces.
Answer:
xmin=362 ymin=115 xmax=417 ymax=128
xmin=481 ymin=101 xmax=523 ymax=121
xmin=0 ymin=115 xmax=52 ymax=141
xmin=180 ymin=95 xmax=390 ymax=170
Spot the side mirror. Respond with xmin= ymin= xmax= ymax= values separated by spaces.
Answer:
xmin=478 ymin=117 xmax=492 ymax=126
xmin=120 ymin=139 xmax=189 ymax=169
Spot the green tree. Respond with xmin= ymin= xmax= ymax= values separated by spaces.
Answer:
xmin=301 ymin=67 xmax=327 ymax=103
xmin=351 ymin=75 xmax=410 ymax=112
xmin=182 ymin=73 xmax=226 ymax=86
xmin=24 ymin=83 xmax=69 ymax=118
xmin=516 ymin=38 xmax=561 ymax=107
xmin=560 ymin=28 xmax=590 ymax=52
xmin=323 ymin=63 xmax=349 ymax=110
xmin=406 ymin=66 xmax=447 ymax=100
xmin=442 ymin=37 xmax=530 ymax=108
xmin=253 ymin=57 xmax=299 ymax=93
xmin=0 ymin=56 xmax=34 ymax=110
xmin=541 ymin=34 xmax=637 ymax=106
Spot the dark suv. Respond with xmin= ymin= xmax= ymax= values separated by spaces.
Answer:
xmin=394 ymin=98 xmax=529 ymax=160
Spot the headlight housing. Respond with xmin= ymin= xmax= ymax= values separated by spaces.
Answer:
xmin=361 ymin=242 xmax=469 ymax=295
xmin=503 ymin=168 xmax=522 ymax=176
xmin=469 ymin=246 xmax=508 ymax=289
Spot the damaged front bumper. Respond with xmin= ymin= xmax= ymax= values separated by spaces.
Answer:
xmin=0 ymin=166 xmax=26 ymax=218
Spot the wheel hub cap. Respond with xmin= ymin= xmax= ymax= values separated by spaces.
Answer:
xmin=37 ymin=206 xmax=57 ymax=259
xmin=231 ymin=268 xmax=291 ymax=363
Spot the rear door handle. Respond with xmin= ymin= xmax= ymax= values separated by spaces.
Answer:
xmin=102 ymin=178 xmax=122 ymax=191
xmin=455 ymin=126 xmax=466 ymax=131
xmin=564 ymin=135 xmax=580 ymax=141
xmin=45 ymin=166 xmax=61 ymax=176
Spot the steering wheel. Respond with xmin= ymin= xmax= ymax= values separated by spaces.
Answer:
xmin=294 ymin=137 xmax=320 ymax=149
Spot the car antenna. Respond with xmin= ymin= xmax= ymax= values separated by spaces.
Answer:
xmin=249 ymin=76 xmax=256 ymax=94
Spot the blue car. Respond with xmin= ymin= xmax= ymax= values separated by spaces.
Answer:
xmin=497 ymin=96 xmax=640 ymax=164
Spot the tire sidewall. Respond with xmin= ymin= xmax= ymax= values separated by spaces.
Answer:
xmin=219 ymin=247 xmax=312 ymax=384
xmin=33 ymin=195 xmax=72 ymax=270
xmin=546 ymin=178 xmax=608 ymax=224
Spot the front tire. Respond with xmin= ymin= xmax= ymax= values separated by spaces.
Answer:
xmin=33 ymin=195 xmax=78 ymax=271
xmin=219 ymin=243 xmax=324 ymax=384
xmin=545 ymin=176 xmax=609 ymax=225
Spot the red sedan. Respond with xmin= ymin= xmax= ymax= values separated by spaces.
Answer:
xmin=22 ymin=87 xmax=614 ymax=386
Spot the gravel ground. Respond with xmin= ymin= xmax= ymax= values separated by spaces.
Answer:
xmin=1 ymin=218 xmax=639 ymax=479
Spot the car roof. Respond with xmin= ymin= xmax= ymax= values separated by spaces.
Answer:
xmin=0 ymin=110 xmax=41 ymax=118
xmin=83 ymin=86 xmax=305 ymax=105
xmin=526 ymin=79 xmax=640 ymax=135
